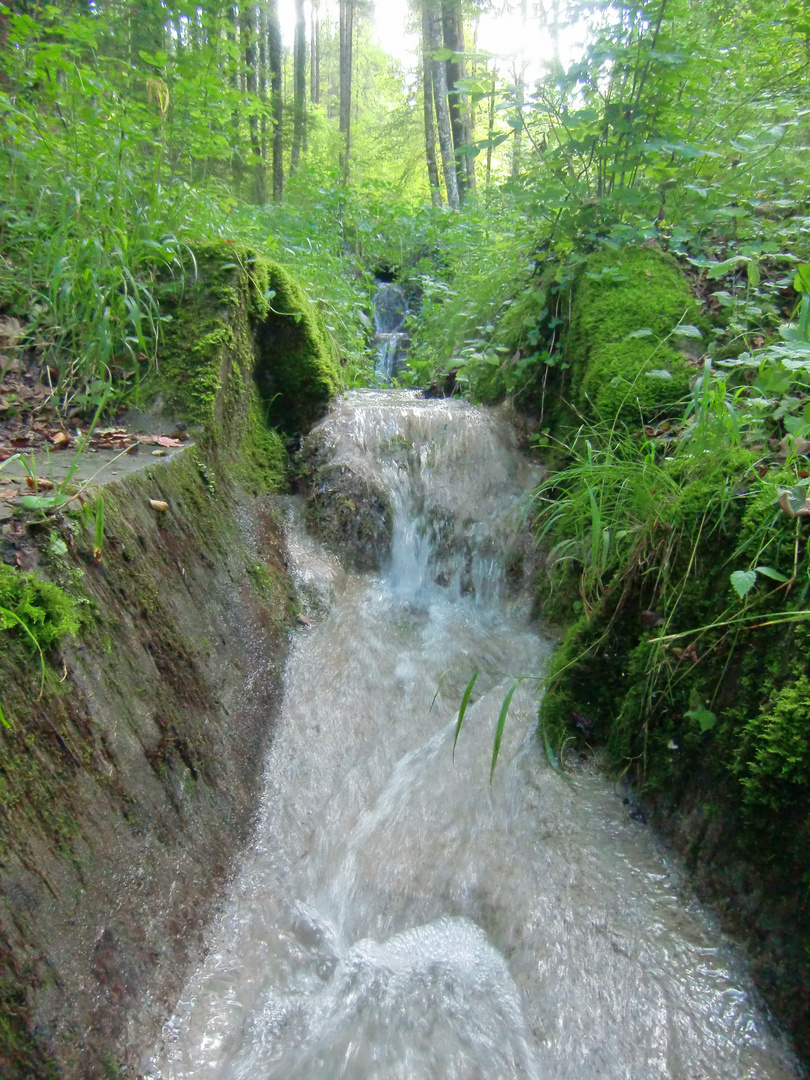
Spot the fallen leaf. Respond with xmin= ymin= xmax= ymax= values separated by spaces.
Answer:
xmin=25 ymin=477 xmax=54 ymax=490
xmin=297 ymin=613 xmax=312 ymax=627
xmin=51 ymin=431 xmax=71 ymax=448
xmin=778 ymin=490 xmax=810 ymax=517
xmin=0 ymin=316 xmax=24 ymax=346
xmin=640 ymin=609 xmax=665 ymax=628
xmin=669 ymin=641 xmax=699 ymax=663
xmin=156 ymin=435 xmax=181 ymax=448
xmin=152 ymin=449 xmax=167 ymax=457
xmin=149 ymin=499 xmax=169 ymax=511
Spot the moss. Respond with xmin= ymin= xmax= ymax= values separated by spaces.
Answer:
xmin=736 ymin=670 xmax=810 ymax=814
xmin=581 ymin=339 xmax=691 ymax=420
xmin=158 ymin=240 xmax=341 ymax=441
xmin=0 ymin=565 xmax=79 ymax=651
xmin=568 ymin=245 xmax=703 ymax=422
xmin=246 ymin=561 xmax=276 ymax=601
xmin=0 ymin=942 xmax=59 ymax=1080
xmin=233 ymin=394 xmax=287 ymax=495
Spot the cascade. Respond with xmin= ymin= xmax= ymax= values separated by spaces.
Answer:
xmin=373 ymin=282 xmax=408 ymax=381
xmin=149 ymin=391 xmax=798 ymax=1080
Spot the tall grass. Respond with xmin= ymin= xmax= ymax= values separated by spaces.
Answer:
xmin=531 ymin=426 xmax=680 ymax=614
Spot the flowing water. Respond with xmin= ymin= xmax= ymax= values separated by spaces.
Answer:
xmin=149 ymin=391 xmax=799 ymax=1080
xmin=373 ymin=283 xmax=408 ymax=381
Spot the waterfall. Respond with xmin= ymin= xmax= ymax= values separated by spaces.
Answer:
xmin=149 ymin=392 xmax=798 ymax=1080
xmin=373 ymin=282 xmax=408 ymax=381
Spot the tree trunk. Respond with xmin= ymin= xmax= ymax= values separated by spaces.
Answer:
xmin=291 ymin=0 xmax=306 ymax=172
xmin=227 ymin=5 xmax=244 ymax=191
xmin=267 ymin=0 xmax=283 ymax=201
xmin=486 ymin=63 xmax=496 ymax=187
xmin=441 ymin=0 xmax=466 ymax=202
xmin=512 ymin=0 xmax=528 ymax=179
xmin=339 ymin=0 xmax=353 ymax=183
xmin=241 ymin=4 xmax=264 ymax=202
xmin=421 ymin=8 xmax=442 ymax=207
xmin=129 ymin=0 xmax=164 ymax=68
xmin=425 ymin=4 xmax=459 ymax=210
xmin=259 ymin=2 xmax=268 ymax=164
xmin=311 ymin=0 xmax=320 ymax=105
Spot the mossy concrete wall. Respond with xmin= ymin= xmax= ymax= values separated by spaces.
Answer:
xmin=0 ymin=241 xmax=340 ymax=1078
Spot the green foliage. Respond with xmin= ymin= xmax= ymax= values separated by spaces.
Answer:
xmin=533 ymin=426 xmax=680 ymax=612
xmin=737 ymin=675 xmax=810 ymax=814
xmin=0 ymin=566 xmax=79 ymax=654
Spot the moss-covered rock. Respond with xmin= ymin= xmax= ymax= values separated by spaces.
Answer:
xmin=568 ymin=245 xmax=702 ymax=422
xmin=156 ymin=240 xmax=342 ymax=457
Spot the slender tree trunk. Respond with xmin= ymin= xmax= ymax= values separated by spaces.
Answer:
xmin=228 ymin=5 xmax=244 ymax=190
xmin=339 ymin=0 xmax=353 ymax=183
xmin=441 ymin=0 xmax=466 ymax=202
xmin=267 ymin=0 xmax=283 ymax=201
xmin=421 ymin=8 xmax=442 ymax=206
xmin=512 ymin=0 xmax=528 ymax=179
xmin=259 ymin=3 xmax=268 ymax=163
xmin=425 ymin=4 xmax=459 ymax=210
xmin=241 ymin=4 xmax=264 ymax=202
xmin=311 ymin=0 xmax=320 ymax=104
xmin=291 ymin=0 xmax=306 ymax=171
xmin=129 ymin=0 xmax=164 ymax=67
xmin=486 ymin=63 xmax=496 ymax=186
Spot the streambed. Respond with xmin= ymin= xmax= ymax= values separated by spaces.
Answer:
xmin=148 ymin=391 xmax=798 ymax=1080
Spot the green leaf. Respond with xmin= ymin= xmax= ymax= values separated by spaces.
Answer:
xmin=794 ymin=264 xmax=810 ymax=294
xmin=685 ymin=703 xmax=717 ymax=733
xmin=756 ymin=565 xmax=789 ymax=583
xmin=453 ymin=669 xmax=479 ymax=760
xmin=730 ymin=569 xmax=757 ymax=599
xmin=491 ymin=682 xmax=518 ymax=784
xmin=673 ymin=324 xmax=703 ymax=339
xmin=20 ymin=494 xmax=69 ymax=511
xmin=625 ymin=328 xmax=654 ymax=339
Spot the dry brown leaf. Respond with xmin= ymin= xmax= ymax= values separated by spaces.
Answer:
xmin=156 ymin=435 xmax=182 ymax=448
xmin=0 ymin=316 xmax=24 ymax=346
xmin=25 ymin=477 xmax=54 ymax=491
xmin=51 ymin=431 xmax=71 ymax=448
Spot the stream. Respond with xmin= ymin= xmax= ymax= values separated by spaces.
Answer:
xmin=149 ymin=391 xmax=799 ymax=1080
